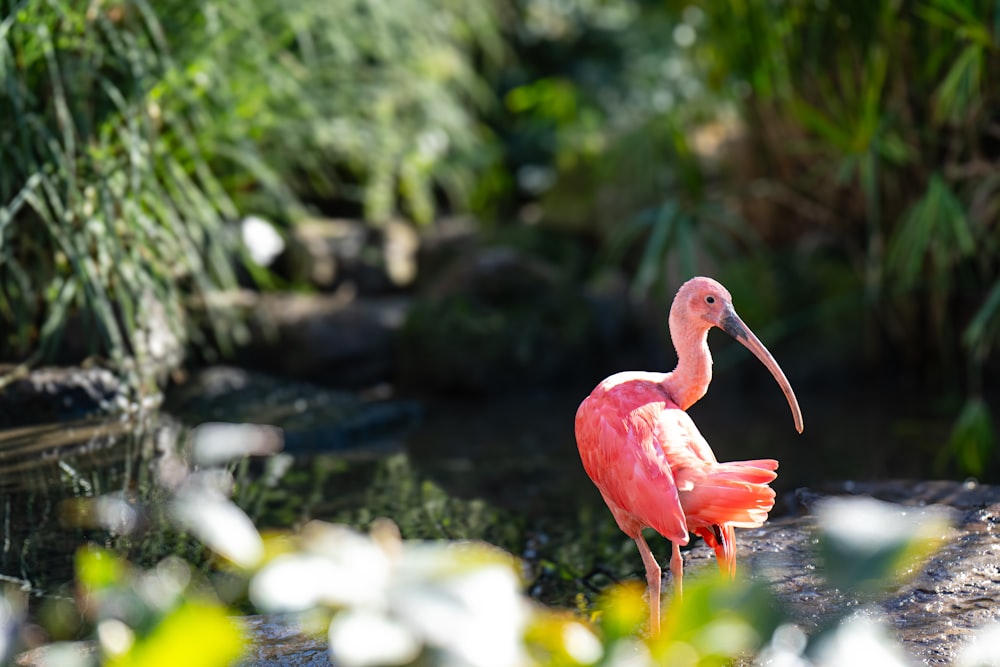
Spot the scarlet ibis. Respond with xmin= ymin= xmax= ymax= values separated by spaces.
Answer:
xmin=575 ymin=276 xmax=803 ymax=635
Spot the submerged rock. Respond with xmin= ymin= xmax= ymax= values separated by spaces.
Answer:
xmin=0 ymin=366 xmax=135 ymax=428
xmin=166 ymin=366 xmax=420 ymax=455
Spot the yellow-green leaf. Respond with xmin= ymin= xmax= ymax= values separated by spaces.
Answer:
xmin=77 ymin=546 xmax=130 ymax=592
xmin=108 ymin=601 xmax=246 ymax=667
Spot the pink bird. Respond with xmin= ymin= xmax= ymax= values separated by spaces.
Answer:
xmin=575 ymin=276 xmax=803 ymax=635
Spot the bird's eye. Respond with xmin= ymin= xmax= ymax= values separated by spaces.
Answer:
xmin=705 ymin=295 xmax=716 ymax=304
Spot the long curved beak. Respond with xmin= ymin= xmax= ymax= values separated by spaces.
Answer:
xmin=720 ymin=306 xmax=804 ymax=433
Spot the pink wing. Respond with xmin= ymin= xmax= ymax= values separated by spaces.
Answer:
xmin=576 ymin=383 xmax=711 ymax=545
xmin=576 ymin=376 xmax=779 ymax=579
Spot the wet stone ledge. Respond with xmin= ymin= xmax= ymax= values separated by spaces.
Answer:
xmin=684 ymin=479 xmax=1000 ymax=665
xmin=239 ymin=616 xmax=329 ymax=667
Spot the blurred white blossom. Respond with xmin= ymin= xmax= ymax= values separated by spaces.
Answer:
xmin=190 ymin=422 xmax=283 ymax=466
xmin=170 ymin=487 xmax=264 ymax=569
xmin=250 ymin=521 xmax=531 ymax=667
xmin=754 ymin=623 xmax=809 ymax=667
xmin=957 ymin=621 xmax=1000 ymax=667
xmin=250 ymin=549 xmax=390 ymax=612
xmin=329 ymin=610 xmax=421 ymax=667
xmin=811 ymin=612 xmax=914 ymax=667
xmin=562 ymin=622 xmax=602 ymax=664
xmin=814 ymin=497 xmax=953 ymax=556
xmin=241 ymin=216 xmax=285 ymax=266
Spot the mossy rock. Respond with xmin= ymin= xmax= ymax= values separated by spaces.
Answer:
xmin=397 ymin=247 xmax=598 ymax=394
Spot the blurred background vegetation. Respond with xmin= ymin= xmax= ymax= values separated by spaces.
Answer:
xmin=1 ymin=0 xmax=998 ymax=474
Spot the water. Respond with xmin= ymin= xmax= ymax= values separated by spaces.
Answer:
xmin=0 ymin=372 xmax=958 ymax=603
xmin=0 ymin=371 xmax=986 ymax=667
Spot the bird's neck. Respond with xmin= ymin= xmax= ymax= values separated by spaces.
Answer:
xmin=662 ymin=321 xmax=713 ymax=411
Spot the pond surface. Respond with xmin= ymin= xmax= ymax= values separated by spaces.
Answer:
xmin=0 ymin=368 xmax=965 ymax=613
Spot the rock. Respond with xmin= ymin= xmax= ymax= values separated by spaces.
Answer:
xmin=283 ymin=218 xmax=419 ymax=294
xmin=412 ymin=216 xmax=479 ymax=290
xmin=397 ymin=246 xmax=599 ymax=394
xmin=680 ymin=479 xmax=1000 ymax=665
xmin=0 ymin=366 xmax=135 ymax=428
xmin=15 ymin=641 xmax=99 ymax=666
xmin=239 ymin=615 xmax=329 ymax=667
xmin=165 ymin=366 xmax=420 ymax=455
xmin=230 ymin=291 xmax=411 ymax=389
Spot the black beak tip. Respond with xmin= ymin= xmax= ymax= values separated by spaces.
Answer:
xmin=719 ymin=310 xmax=747 ymax=340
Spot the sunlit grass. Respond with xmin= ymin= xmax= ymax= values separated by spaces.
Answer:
xmin=0 ymin=0 xmax=500 ymax=382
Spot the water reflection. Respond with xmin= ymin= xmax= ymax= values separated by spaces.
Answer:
xmin=0 ymin=411 xmax=536 ymax=604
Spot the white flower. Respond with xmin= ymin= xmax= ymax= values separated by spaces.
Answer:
xmin=329 ymin=609 xmax=421 ymax=667
xmin=170 ymin=488 xmax=263 ymax=570
xmin=956 ymin=621 xmax=1000 ymax=667
xmin=241 ymin=216 xmax=285 ymax=266
xmin=393 ymin=557 xmax=529 ymax=667
xmin=812 ymin=612 xmax=914 ymax=667
xmin=250 ymin=551 xmax=390 ymax=613
xmin=814 ymin=496 xmax=953 ymax=557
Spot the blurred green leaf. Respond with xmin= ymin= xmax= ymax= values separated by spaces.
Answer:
xmin=939 ymin=397 xmax=996 ymax=477
xmin=525 ymin=609 xmax=603 ymax=667
xmin=76 ymin=546 xmax=129 ymax=593
xmin=964 ymin=276 xmax=1000 ymax=360
xmin=887 ymin=173 xmax=973 ymax=288
xmin=595 ymin=582 xmax=647 ymax=642
xmin=1 ymin=0 xmax=502 ymax=369
xmin=655 ymin=574 xmax=781 ymax=666
xmin=934 ymin=43 xmax=985 ymax=124
xmin=814 ymin=496 xmax=953 ymax=595
xmin=107 ymin=600 xmax=245 ymax=667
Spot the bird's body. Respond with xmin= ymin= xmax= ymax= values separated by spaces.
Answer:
xmin=575 ymin=277 xmax=802 ymax=635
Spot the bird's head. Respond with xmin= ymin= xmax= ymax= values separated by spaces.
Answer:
xmin=671 ymin=276 xmax=804 ymax=433
xmin=673 ymin=276 xmax=735 ymax=332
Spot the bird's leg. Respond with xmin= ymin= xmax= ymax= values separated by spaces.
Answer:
xmin=670 ymin=541 xmax=683 ymax=599
xmin=633 ymin=534 xmax=661 ymax=637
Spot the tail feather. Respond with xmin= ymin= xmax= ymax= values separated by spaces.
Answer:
xmin=678 ymin=459 xmax=778 ymax=527
xmin=679 ymin=459 xmax=778 ymax=579
xmin=695 ymin=524 xmax=737 ymax=578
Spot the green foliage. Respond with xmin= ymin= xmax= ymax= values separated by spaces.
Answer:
xmin=326 ymin=454 xmax=525 ymax=550
xmin=498 ymin=1 xmax=752 ymax=293
xmin=0 ymin=0 xmax=501 ymax=376
xmin=76 ymin=546 xmax=245 ymax=667
xmin=0 ymin=0 xmax=240 ymax=373
xmin=174 ymin=0 xmax=502 ymax=224
xmin=887 ymin=174 xmax=976 ymax=290
xmin=638 ymin=0 xmax=1000 ymax=473
xmin=570 ymin=568 xmax=783 ymax=666
xmin=657 ymin=575 xmax=782 ymax=662
xmin=492 ymin=3 xmax=1000 ymax=483
xmin=939 ymin=397 xmax=997 ymax=477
